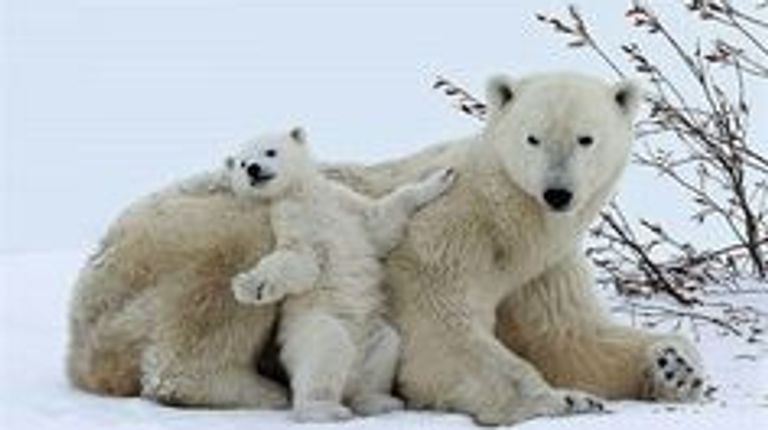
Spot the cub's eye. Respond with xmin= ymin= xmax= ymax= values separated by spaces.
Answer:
xmin=265 ymin=149 xmax=277 ymax=158
xmin=578 ymin=136 xmax=594 ymax=147
xmin=526 ymin=135 xmax=540 ymax=146
xmin=240 ymin=161 xmax=247 ymax=168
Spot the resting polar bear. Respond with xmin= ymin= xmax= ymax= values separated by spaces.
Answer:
xmin=224 ymin=127 xmax=455 ymax=421
xmin=67 ymin=72 xmax=705 ymax=425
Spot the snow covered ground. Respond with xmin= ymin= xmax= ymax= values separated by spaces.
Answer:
xmin=1 ymin=250 xmax=766 ymax=429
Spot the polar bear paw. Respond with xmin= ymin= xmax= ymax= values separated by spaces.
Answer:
xmin=554 ymin=389 xmax=606 ymax=414
xmin=412 ymin=167 xmax=457 ymax=209
xmin=475 ymin=388 xmax=606 ymax=425
xmin=231 ymin=267 xmax=288 ymax=305
xmin=349 ymin=393 xmax=405 ymax=416
xmin=292 ymin=401 xmax=354 ymax=423
xmin=642 ymin=337 xmax=705 ymax=402
xmin=426 ymin=166 xmax=457 ymax=195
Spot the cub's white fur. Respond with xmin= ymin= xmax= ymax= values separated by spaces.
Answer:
xmin=225 ymin=128 xmax=455 ymax=421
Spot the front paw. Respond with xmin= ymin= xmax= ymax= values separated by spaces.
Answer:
xmin=642 ymin=337 xmax=705 ymax=402
xmin=475 ymin=388 xmax=606 ymax=425
xmin=554 ymin=389 xmax=606 ymax=414
xmin=411 ymin=167 xmax=457 ymax=209
xmin=231 ymin=270 xmax=287 ymax=305
xmin=425 ymin=167 xmax=457 ymax=196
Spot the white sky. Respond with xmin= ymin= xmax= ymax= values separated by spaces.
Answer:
xmin=1 ymin=0 xmax=765 ymax=253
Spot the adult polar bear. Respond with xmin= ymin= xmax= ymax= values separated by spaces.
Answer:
xmin=68 ymin=72 xmax=704 ymax=425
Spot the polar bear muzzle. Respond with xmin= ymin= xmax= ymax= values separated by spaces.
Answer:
xmin=542 ymin=188 xmax=573 ymax=211
xmin=245 ymin=163 xmax=276 ymax=185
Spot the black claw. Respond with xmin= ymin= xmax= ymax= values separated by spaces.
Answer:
xmin=565 ymin=396 xmax=574 ymax=409
xmin=685 ymin=366 xmax=693 ymax=373
xmin=665 ymin=371 xmax=675 ymax=381
xmin=677 ymin=379 xmax=685 ymax=388
xmin=676 ymin=357 xmax=686 ymax=366
xmin=692 ymin=378 xmax=703 ymax=389
xmin=663 ymin=347 xmax=675 ymax=355
xmin=657 ymin=357 xmax=668 ymax=368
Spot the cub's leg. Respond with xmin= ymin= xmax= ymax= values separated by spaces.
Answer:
xmin=365 ymin=167 xmax=455 ymax=255
xmin=279 ymin=311 xmax=356 ymax=422
xmin=140 ymin=273 xmax=288 ymax=408
xmin=497 ymin=252 xmax=705 ymax=401
xmin=347 ymin=318 xmax=404 ymax=416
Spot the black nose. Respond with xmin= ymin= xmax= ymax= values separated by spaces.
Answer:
xmin=246 ymin=163 xmax=262 ymax=179
xmin=543 ymin=188 xmax=573 ymax=210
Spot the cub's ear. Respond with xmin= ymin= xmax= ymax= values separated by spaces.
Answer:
xmin=225 ymin=156 xmax=236 ymax=170
xmin=289 ymin=126 xmax=307 ymax=145
xmin=613 ymin=79 xmax=643 ymax=119
xmin=486 ymin=74 xmax=517 ymax=116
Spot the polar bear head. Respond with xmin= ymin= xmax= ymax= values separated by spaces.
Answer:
xmin=483 ymin=72 xmax=641 ymax=214
xmin=225 ymin=127 xmax=312 ymax=199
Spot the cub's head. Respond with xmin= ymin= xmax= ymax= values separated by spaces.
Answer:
xmin=225 ymin=127 xmax=311 ymax=199
xmin=484 ymin=72 xmax=641 ymax=214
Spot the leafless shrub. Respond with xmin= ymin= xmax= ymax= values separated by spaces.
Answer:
xmin=433 ymin=76 xmax=488 ymax=121
xmin=433 ymin=1 xmax=767 ymax=340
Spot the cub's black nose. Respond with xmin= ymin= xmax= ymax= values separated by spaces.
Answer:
xmin=246 ymin=163 xmax=262 ymax=179
xmin=543 ymin=188 xmax=573 ymax=211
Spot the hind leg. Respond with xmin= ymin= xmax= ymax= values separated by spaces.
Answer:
xmin=67 ymin=263 xmax=146 ymax=397
xmin=347 ymin=319 xmax=404 ymax=416
xmin=280 ymin=312 xmax=356 ymax=422
xmin=140 ymin=274 xmax=287 ymax=408
xmin=68 ymin=322 xmax=142 ymax=397
xmin=497 ymin=252 xmax=705 ymax=401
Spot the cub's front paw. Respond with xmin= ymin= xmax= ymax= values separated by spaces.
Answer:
xmin=424 ymin=167 xmax=457 ymax=198
xmin=642 ymin=337 xmax=705 ymax=402
xmin=411 ymin=167 xmax=457 ymax=210
xmin=231 ymin=270 xmax=287 ymax=305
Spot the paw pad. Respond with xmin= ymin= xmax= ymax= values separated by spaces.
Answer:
xmin=646 ymin=341 xmax=705 ymax=402
xmin=560 ymin=391 xmax=606 ymax=414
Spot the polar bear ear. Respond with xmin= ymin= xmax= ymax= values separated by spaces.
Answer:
xmin=613 ymin=80 xmax=643 ymax=119
xmin=224 ymin=156 xmax=236 ymax=170
xmin=289 ymin=127 xmax=307 ymax=145
xmin=486 ymin=75 xmax=516 ymax=116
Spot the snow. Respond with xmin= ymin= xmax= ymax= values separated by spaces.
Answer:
xmin=1 ymin=250 xmax=766 ymax=429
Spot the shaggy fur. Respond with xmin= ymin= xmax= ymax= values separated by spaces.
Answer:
xmin=224 ymin=129 xmax=455 ymax=421
xmin=67 ymin=72 xmax=705 ymax=426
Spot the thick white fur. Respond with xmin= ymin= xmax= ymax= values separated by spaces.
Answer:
xmin=225 ymin=129 xmax=455 ymax=421
xmin=67 ymin=72 xmax=705 ymax=425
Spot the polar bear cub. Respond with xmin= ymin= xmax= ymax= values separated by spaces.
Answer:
xmin=226 ymin=128 xmax=456 ymax=422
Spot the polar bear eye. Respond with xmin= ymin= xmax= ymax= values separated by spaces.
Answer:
xmin=578 ymin=136 xmax=594 ymax=147
xmin=526 ymin=135 xmax=540 ymax=146
xmin=265 ymin=149 xmax=277 ymax=158
xmin=240 ymin=161 xmax=247 ymax=168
